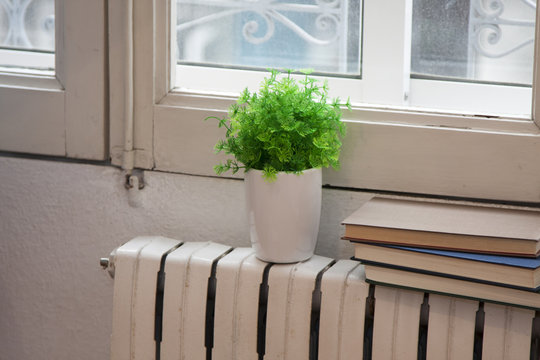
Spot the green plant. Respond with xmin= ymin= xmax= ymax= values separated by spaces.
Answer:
xmin=206 ymin=69 xmax=349 ymax=181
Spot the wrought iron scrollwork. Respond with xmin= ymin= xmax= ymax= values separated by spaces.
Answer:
xmin=470 ymin=0 xmax=535 ymax=59
xmin=0 ymin=0 xmax=54 ymax=51
xmin=177 ymin=0 xmax=345 ymax=47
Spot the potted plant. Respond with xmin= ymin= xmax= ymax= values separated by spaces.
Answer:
xmin=207 ymin=69 xmax=349 ymax=263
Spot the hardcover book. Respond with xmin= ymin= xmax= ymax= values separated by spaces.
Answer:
xmin=363 ymin=264 xmax=540 ymax=310
xmin=343 ymin=197 xmax=540 ymax=257
xmin=353 ymin=243 xmax=540 ymax=291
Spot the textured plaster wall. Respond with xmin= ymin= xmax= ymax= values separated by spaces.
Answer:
xmin=0 ymin=156 xmax=370 ymax=360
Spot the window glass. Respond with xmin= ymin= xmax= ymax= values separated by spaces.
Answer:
xmin=176 ymin=0 xmax=362 ymax=76
xmin=0 ymin=0 xmax=55 ymax=72
xmin=411 ymin=0 xmax=535 ymax=86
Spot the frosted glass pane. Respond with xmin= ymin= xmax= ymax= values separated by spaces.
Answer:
xmin=0 ymin=0 xmax=54 ymax=72
xmin=176 ymin=0 xmax=362 ymax=76
xmin=0 ymin=0 xmax=55 ymax=52
xmin=412 ymin=0 xmax=535 ymax=86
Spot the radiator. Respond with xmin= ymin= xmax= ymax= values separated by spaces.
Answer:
xmin=108 ymin=236 xmax=539 ymax=360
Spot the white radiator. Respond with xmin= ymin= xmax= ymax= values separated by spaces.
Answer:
xmin=108 ymin=237 xmax=539 ymax=360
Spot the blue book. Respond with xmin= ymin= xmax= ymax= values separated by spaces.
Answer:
xmin=353 ymin=243 xmax=540 ymax=291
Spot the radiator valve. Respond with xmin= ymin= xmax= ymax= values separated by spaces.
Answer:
xmin=100 ymin=248 xmax=116 ymax=279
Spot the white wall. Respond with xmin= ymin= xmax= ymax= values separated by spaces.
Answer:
xmin=0 ymin=156 xmax=370 ymax=360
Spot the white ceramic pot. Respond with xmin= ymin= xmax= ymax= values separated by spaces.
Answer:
xmin=244 ymin=168 xmax=322 ymax=263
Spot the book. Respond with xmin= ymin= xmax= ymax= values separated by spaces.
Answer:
xmin=353 ymin=243 xmax=540 ymax=291
xmin=363 ymin=264 xmax=540 ymax=310
xmin=342 ymin=197 xmax=540 ymax=257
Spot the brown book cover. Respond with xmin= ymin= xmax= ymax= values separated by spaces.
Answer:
xmin=342 ymin=197 xmax=540 ymax=256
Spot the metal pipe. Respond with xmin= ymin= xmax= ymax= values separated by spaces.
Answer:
xmin=122 ymin=0 xmax=135 ymax=174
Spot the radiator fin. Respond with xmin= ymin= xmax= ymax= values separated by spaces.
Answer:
xmin=482 ymin=303 xmax=536 ymax=360
xmin=160 ymin=242 xmax=208 ymax=360
xmin=133 ymin=238 xmax=181 ymax=360
xmin=425 ymin=294 xmax=478 ymax=359
xmin=111 ymin=237 xmax=155 ymax=360
xmin=160 ymin=242 xmax=232 ymax=360
xmin=372 ymin=286 xmax=425 ymax=359
xmin=109 ymin=236 xmax=181 ymax=360
xmin=213 ymin=248 xmax=267 ymax=360
xmin=265 ymin=256 xmax=334 ymax=360
xmin=318 ymin=260 xmax=368 ymax=360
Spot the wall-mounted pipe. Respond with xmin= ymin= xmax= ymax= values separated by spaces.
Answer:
xmin=122 ymin=0 xmax=135 ymax=174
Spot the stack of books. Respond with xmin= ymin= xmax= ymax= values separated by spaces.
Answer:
xmin=342 ymin=197 xmax=540 ymax=309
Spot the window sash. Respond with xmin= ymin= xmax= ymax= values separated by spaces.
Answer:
xmin=174 ymin=0 xmax=412 ymax=107
xmin=0 ymin=0 xmax=107 ymax=160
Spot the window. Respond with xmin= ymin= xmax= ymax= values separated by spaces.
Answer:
xmin=111 ymin=0 xmax=540 ymax=203
xmin=0 ymin=0 xmax=106 ymax=160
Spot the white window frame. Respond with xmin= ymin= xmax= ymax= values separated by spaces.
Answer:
xmin=110 ymin=0 xmax=540 ymax=203
xmin=0 ymin=0 xmax=107 ymax=160
xmin=0 ymin=49 xmax=55 ymax=73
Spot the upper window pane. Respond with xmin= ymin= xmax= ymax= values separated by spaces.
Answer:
xmin=412 ymin=0 xmax=535 ymax=86
xmin=176 ymin=0 xmax=362 ymax=76
xmin=0 ymin=0 xmax=55 ymax=72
